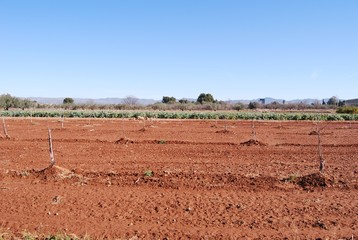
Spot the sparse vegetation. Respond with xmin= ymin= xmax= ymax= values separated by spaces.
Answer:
xmin=287 ymin=174 xmax=298 ymax=182
xmin=0 ymin=228 xmax=88 ymax=240
xmin=122 ymin=95 xmax=139 ymax=106
xmin=22 ymin=231 xmax=37 ymax=240
xmin=144 ymin=169 xmax=154 ymax=177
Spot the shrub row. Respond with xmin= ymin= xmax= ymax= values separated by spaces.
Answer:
xmin=337 ymin=106 xmax=358 ymax=114
xmin=1 ymin=110 xmax=358 ymax=121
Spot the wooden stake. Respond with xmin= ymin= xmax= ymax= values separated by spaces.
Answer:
xmin=121 ymin=118 xmax=126 ymax=138
xmin=2 ymin=117 xmax=10 ymax=139
xmin=48 ymin=129 xmax=55 ymax=167
xmin=317 ymin=124 xmax=325 ymax=173
xmin=251 ymin=119 xmax=257 ymax=141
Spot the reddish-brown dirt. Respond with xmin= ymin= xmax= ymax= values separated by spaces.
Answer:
xmin=1 ymin=118 xmax=357 ymax=239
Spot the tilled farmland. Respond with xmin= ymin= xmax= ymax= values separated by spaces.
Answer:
xmin=0 ymin=118 xmax=357 ymax=239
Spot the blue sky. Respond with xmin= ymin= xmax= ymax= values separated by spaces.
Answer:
xmin=1 ymin=1 xmax=357 ymax=101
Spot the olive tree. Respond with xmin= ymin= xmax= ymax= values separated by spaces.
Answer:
xmin=327 ymin=96 xmax=338 ymax=106
xmin=197 ymin=93 xmax=215 ymax=104
xmin=0 ymin=94 xmax=16 ymax=110
xmin=162 ymin=96 xmax=176 ymax=104
xmin=248 ymin=102 xmax=258 ymax=109
xmin=63 ymin=97 xmax=74 ymax=104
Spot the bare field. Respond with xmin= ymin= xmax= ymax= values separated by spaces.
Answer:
xmin=1 ymin=118 xmax=357 ymax=239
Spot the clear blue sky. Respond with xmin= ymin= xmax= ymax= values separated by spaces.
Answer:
xmin=1 ymin=0 xmax=357 ymax=101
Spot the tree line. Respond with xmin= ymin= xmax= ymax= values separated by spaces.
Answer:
xmin=0 ymin=93 xmax=351 ymax=112
xmin=0 ymin=94 xmax=38 ymax=110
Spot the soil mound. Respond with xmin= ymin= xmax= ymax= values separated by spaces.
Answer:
xmin=35 ymin=166 xmax=83 ymax=181
xmin=297 ymin=172 xmax=330 ymax=190
xmin=240 ymin=139 xmax=267 ymax=146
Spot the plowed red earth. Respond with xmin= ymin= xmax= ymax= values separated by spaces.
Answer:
xmin=1 ymin=118 xmax=357 ymax=239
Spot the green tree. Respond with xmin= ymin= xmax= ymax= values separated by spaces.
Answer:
xmin=63 ymin=97 xmax=74 ymax=104
xmin=233 ymin=103 xmax=245 ymax=111
xmin=0 ymin=94 xmax=15 ymax=110
xmin=19 ymin=99 xmax=36 ymax=110
xmin=197 ymin=93 xmax=215 ymax=104
xmin=0 ymin=94 xmax=37 ymax=110
xmin=162 ymin=96 xmax=176 ymax=104
xmin=327 ymin=96 xmax=338 ymax=106
xmin=179 ymin=99 xmax=188 ymax=104
xmin=248 ymin=102 xmax=258 ymax=109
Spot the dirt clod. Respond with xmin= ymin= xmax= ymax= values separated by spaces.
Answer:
xmin=216 ymin=129 xmax=233 ymax=134
xmin=240 ymin=139 xmax=267 ymax=146
xmin=115 ymin=137 xmax=134 ymax=144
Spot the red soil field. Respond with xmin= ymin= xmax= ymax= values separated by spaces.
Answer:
xmin=1 ymin=118 xmax=357 ymax=239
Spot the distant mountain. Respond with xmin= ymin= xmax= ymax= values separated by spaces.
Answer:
xmin=228 ymin=97 xmax=321 ymax=105
xmin=345 ymin=98 xmax=358 ymax=106
xmin=286 ymin=98 xmax=322 ymax=105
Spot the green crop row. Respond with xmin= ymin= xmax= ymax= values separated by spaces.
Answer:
xmin=1 ymin=110 xmax=358 ymax=121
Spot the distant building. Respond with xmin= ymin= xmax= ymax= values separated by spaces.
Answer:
xmin=345 ymin=98 xmax=358 ymax=106
xmin=259 ymin=98 xmax=265 ymax=104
